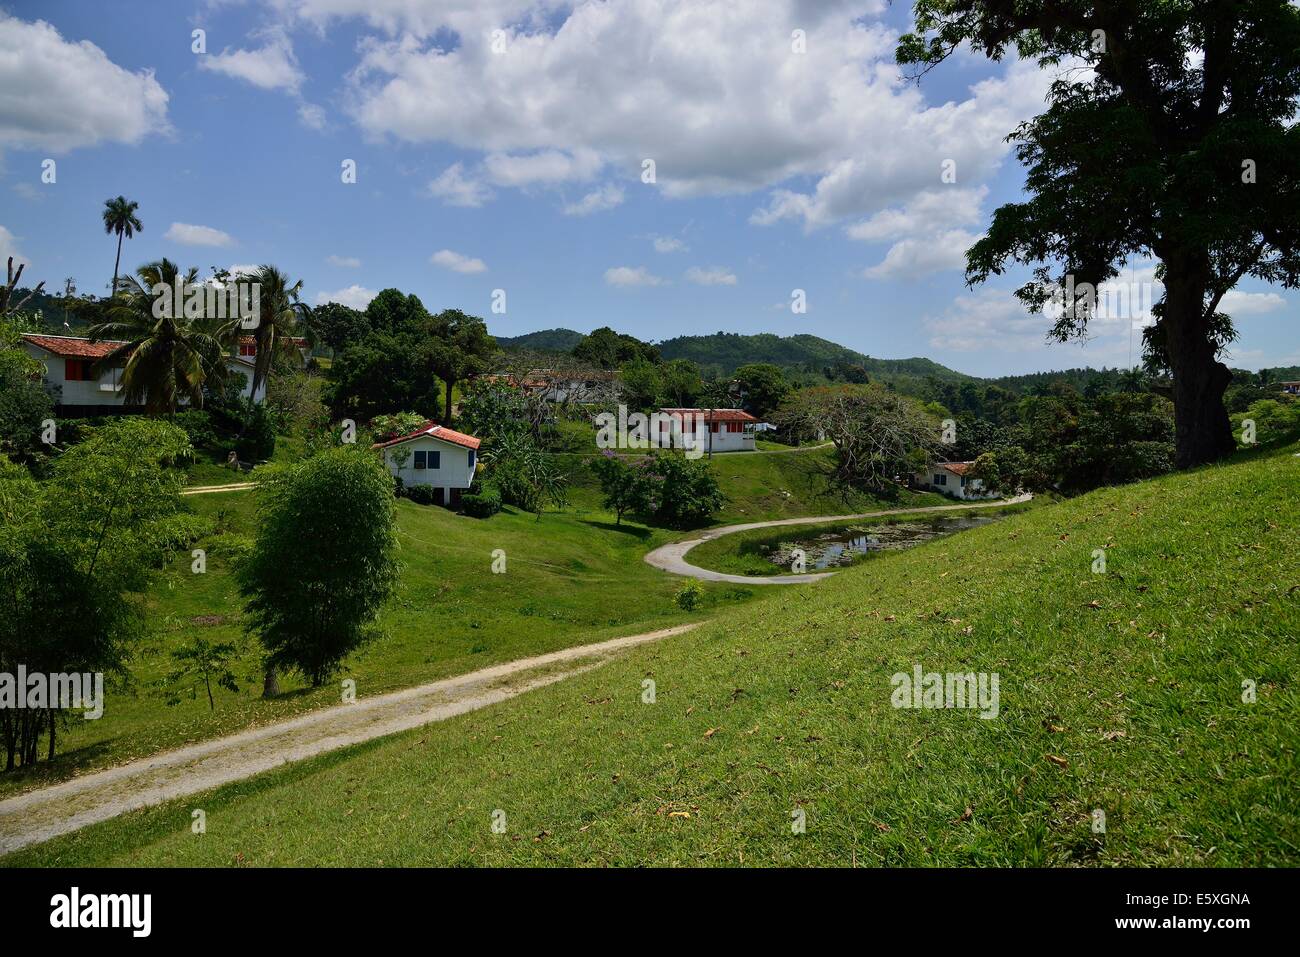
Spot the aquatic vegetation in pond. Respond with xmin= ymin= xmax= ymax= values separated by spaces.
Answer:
xmin=763 ymin=516 xmax=1000 ymax=571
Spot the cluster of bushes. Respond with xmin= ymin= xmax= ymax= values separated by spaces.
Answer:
xmin=591 ymin=450 xmax=724 ymax=528
xmin=462 ymin=484 xmax=502 ymax=517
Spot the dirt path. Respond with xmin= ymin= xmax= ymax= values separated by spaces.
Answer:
xmin=182 ymin=482 xmax=256 ymax=495
xmin=644 ymin=494 xmax=1033 ymax=585
xmin=0 ymin=623 xmax=700 ymax=857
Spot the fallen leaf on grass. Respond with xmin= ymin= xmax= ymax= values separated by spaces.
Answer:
xmin=703 ymin=727 xmax=718 ymax=739
xmin=1101 ymin=730 xmax=1127 ymax=741
xmin=1045 ymin=754 xmax=1069 ymax=769
xmin=953 ymin=806 xmax=974 ymax=823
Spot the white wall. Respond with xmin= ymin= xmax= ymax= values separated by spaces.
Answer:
xmin=382 ymin=435 xmax=477 ymax=493
xmin=914 ymin=469 xmax=997 ymax=500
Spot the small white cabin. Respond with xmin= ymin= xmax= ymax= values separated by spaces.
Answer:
xmin=913 ymin=461 xmax=998 ymax=500
xmin=372 ymin=421 xmax=481 ymax=507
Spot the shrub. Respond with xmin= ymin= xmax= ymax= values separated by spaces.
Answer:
xmin=404 ymin=485 xmax=439 ymax=506
xmin=644 ymin=451 xmax=724 ymax=528
xmin=462 ymin=485 xmax=502 ymax=517
xmin=674 ymin=580 xmax=704 ymax=611
xmin=235 ymin=403 xmax=276 ymax=462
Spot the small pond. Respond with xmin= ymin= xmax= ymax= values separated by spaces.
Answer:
xmin=763 ymin=515 xmax=1000 ymax=570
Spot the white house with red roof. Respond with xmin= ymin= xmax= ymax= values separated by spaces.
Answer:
xmin=21 ymin=333 xmax=264 ymax=415
xmin=372 ymin=420 xmax=481 ymax=507
xmin=657 ymin=408 xmax=759 ymax=453
xmin=912 ymin=460 xmax=998 ymax=501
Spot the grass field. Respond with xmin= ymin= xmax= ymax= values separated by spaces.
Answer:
xmin=0 ymin=489 xmax=757 ymax=800
xmin=9 ymin=441 xmax=1296 ymax=866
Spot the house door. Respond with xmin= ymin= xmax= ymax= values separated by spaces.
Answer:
xmin=433 ymin=487 xmax=445 ymax=507
xmin=449 ymin=487 xmax=463 ymax=507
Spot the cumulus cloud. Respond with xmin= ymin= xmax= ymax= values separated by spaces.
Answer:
xmin=563 ymin=184 xmax=624 ymax=216
xmin=200 ymin=33 xmax=304 ymax=93
xmin=846 ymin=187 xmax=987 ymax=242
xmin=1220 ymin=289 xmax=1288 ymax=316
xmin=164 ymin=223 xmax=236 ymax=247
xmin=427 ymin=162 xmax=494 ymax=207
xmin=652 ymin=236 xmax=687 ymax=253
xmin=604 ymin=266 xmax=664 ymax=287
xmin=298 ymin=103 xmax=327 ymax=129
xmin=685 ymin=266 xmax=738 ymax=286
xmin=863 ymin=229 xmax=980 ymax=281
xmin=315 ymin=284 xmax=378 ymax=309
xmin=431 ymin=249 xmax=487 ymax=273
xmin=923 ymin=288 xmax=1054 ymax=353
xmin=337 ymin=0 xmax=1053 ymax=224
xmin=0 ymin=12 xmax=170 ymax=154
xmin=484 ymin=148 xmax=602 ymax=187
xmin=0 ymin=225 xmax=25 ymax=265
xmin=326 ymin=254 xmax=361 ymax=268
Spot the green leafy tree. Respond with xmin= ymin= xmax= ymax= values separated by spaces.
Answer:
xmin=423 ymin=309 xmax=497 ymax=425
xmin=660 ymin=359 xmax=703 ymax=407
xmin=161 ymin=637 xmax=241 ymax=711
xmin=899 ymin=1 xmax=1300 ymax=468
xmin=482 ymin=431 xmax=568 ymax=514
xmin=239 ymin=446 xmax=400 ymax=695
xmin=310 ymin=301 xmax=369 ymax=354
xmin=733 ymin=363 xmax=790 ymax=417
xmin=102 ymin=196 xmax=142 ymax=296
xmin=326 ymin=332 xmax=443 ymax=421
xmin=590 ymin=451 xmax=651 ymax=525
xmin=0 ymin=419 xmax=191 ymax=768
xmin=641 ymin=451 xmax=725 ymax=528
xmin=619 ymin=357 xmax=663 ymax=410
xmin=573 ymin=326 xmax=661 ymax=369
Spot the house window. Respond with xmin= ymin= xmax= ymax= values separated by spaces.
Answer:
xmin=467 ymin=449 xmax=475 ymax=470
xmin=960 ymin=476 xmax=968 ymax=487
xmin=239 ymin=343 xmax=256 ymax=357
xmin=933 ymin=473 xmax=947 ymax=486
xmin=709 ymin=422 xmax=720 ymax=433
xmin=726 ymin=422 xmax=742 ymax=433
xmin=427 ymin=450 xmax=441 ymax=470
xmin=413 ymin=451 xmax=426 ymax=469
xmin=65 ymin=359 xmax=96 ymax=381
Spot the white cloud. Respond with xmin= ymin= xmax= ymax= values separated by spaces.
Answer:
xmin=863 ymin=229 xmax=979 ymax=280
xmin=653 ymin=236 xmax=687 ymax=253
xmin=340 ymin=0 xmax=1051 ymax=225
xmin=164 ymin=223 xmax=236 ymax=247
xmin=484 ymin=148 xmax=603 ymax=186
xmin=315 ymin=284 xmax=378 ymax=309
xmin=431 ymin=249 xmax=487 ymax=273
xmin=225 ymin=264 xmax=262 ymax=280
xmin=298 ymin=102 xmax=327 ymax=129
xmin=1220 ymin=289 xmax=1288 ymax=316
xmin=563 ymin=184 xmax=624 ymax=216
xmin=923 ymin=288 xmax=1053 ymax=353
xmin=685 ymin=265 xmax=737 ymax=286
xmin=326 ymin=254 xmax=361 ymax=268
xmin=200 ymin=34 xmax=304 ymax=93
xmin=605 ymin=266 xmax=665 ymax=287
xmin=846 ymin=187 xmax=987 ymax=242
xmin=0 ymin=225 xmax=25 ymax=266
xmin=427 ymin=162 xmax=494 ymax=207
xmin=0 ymin=12 xmax=170 ymax=154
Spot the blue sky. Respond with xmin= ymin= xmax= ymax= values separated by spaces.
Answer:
xmin=1 ymin=0 xmax=1296 ymax=376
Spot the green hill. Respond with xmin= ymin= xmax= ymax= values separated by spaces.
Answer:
xmin=495 ymin=328 xmax=586 ymax=352
xmin=11 ymin=441 xmax=1296 ymax=866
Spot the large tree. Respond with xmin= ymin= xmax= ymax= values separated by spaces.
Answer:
xmin=90 ymin=259 xmax=225 ymax=416
xmin=899 ymin=0 xmax=1300 ymax=467
xmin=422 ymin=309 xmax=497 ymax=425
xmin=102 ymin=196 xmax=142 ymax=296
xmin=240 ymin=265 xmax=311 ymax=399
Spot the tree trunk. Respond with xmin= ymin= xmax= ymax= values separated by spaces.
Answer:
xmin=262 ymin=666 xmax=280 ymax=699
xmin=112 ymin=231 xmax=123 ymax=296
xmin=1162 ymin=257 xmax=1236 ymax=468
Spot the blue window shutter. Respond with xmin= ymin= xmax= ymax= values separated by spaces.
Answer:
xmin=468 ymin=450 xmax=476 ymax=469
xmin=430 ymin=450 xmax=441 ymax=469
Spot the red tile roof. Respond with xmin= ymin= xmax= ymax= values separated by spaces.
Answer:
xmin=236 ymin=336 xmax=309 ymax=347
xmin=21 ymin=334 xmax=125 ymax=359
xmin=659 ymin=408 xmax=758 ymax=423
xmin=939 ymin=461 xmax=975 ymax=476
xmin=372 ymin=421 xmax=481 ymax=451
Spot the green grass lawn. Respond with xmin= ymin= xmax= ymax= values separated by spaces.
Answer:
xmin=10 ymin=441 xmax=1296 ymax=866
xmin=0 ymin=489 xmax=756 ymax=800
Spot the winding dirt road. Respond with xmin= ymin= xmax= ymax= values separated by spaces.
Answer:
xmin=0 ymin=623 xmax=699 ymax=857
xmin=644 ymin=494 xmax=1033 ymax=585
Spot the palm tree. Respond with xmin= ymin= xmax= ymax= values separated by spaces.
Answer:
xmin=89 ymin=259 xmax=224 ymax=416
xmin=102 ymin=197 xmax=142 ymax=296
xmin=240 ymin=265 xmax=311 ymax=398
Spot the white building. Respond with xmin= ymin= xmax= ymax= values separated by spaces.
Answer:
xmin=657 ymin=408 xmax=759 ymax=453
xmin=21 ymin=333 xmax=264 ymax=415
xmin=913 ymin=461 xmax=998 ymax=500
xmin=373 ymin=421 xmax=481 ymax=507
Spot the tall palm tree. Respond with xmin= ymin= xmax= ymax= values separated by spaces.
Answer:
xmin=102 ymin=197 xmax=142 ymax=296
xmin=241 ymin=265 xmax=311 ymax=398
xmin=89 ymin=259 xmax=224 ymax=417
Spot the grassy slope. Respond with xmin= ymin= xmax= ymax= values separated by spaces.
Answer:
xmin=11 ymin=443 xmax=1297 ymax=866
xmin=0 ymin=492 xmax=754 ymax=799
xmin=560 ymin=444 xmax=949 ymax=524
